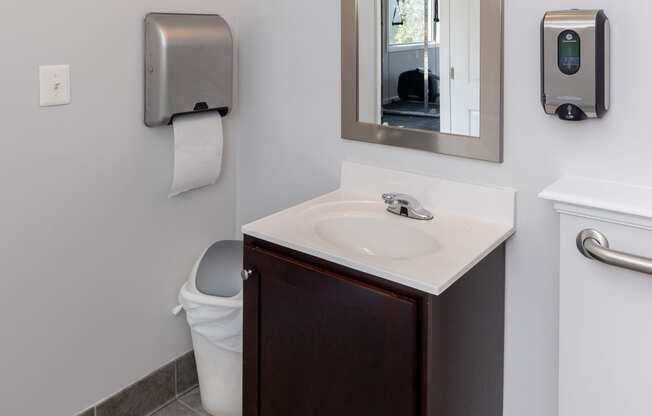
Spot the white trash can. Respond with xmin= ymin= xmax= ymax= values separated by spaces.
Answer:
xmin=176 ymin=240 xmax=243 ymax=416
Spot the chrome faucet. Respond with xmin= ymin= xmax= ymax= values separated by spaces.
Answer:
xmin=382 ymin=193 xmax=434 ymax=221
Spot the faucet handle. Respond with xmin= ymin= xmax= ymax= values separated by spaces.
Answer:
xmin=382 ymin=193 xmax=398 ymax=204
xmin=382 ymin=193 xmax=420 ymax=208
xmin=381 ymin=192 xmax=434 ymax=221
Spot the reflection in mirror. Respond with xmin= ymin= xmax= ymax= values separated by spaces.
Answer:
xmin=358 ymin=0 xmax=480 ymax=137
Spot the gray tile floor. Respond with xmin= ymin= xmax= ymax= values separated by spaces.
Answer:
xmin=152 ymin=388 xmax=211 ymax=416
xmin=382 ymin=113 xmax=441 ymax=131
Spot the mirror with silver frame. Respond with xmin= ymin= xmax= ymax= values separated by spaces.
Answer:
xmin=342 ymin=0 xmax=503 ymax=162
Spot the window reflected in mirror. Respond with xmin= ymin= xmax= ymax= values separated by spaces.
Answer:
xmin=358 ymin=0 xmax=480 ymax=137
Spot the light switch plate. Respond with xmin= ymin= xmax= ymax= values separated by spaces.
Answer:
xmin=39 ymin=65 xmax=71 ymax=106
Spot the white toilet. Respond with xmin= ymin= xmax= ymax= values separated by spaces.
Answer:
xmin=178 ymin=240 xmax=244 ymax=416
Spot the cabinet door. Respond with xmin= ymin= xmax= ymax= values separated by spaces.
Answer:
xmin=244 ymin=246 xmax=420 ymax=416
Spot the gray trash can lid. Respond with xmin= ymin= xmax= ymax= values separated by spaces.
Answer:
xmin=195 ymin=240 xmax=244 ymax=298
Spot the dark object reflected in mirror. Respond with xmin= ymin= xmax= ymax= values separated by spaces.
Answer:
xmin=383 ymin=68 xmax=440 ymax=132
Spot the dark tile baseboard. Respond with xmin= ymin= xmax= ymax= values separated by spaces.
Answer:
xmin=76 ymin=351 xmax=199 ymax=416
xmin=175 ymin=352 xmax=199 ymax=394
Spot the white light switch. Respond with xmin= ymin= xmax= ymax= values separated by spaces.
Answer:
xmin=39 ymin=65 xmax=71 ymax=107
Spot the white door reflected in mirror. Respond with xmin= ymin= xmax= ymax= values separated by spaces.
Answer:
xmin=357 ymin=0 xmax=480 ymax=138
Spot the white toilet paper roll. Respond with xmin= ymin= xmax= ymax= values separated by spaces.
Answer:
xmin=169 ymin=112 xmax=224 ymax=197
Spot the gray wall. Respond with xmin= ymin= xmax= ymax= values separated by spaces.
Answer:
xmin=0 ymin=1 xmax=239 ymax=415
xmin=237 ymin=1 xmax=652 ymax=416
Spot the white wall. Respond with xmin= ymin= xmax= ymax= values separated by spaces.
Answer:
xmin=237 ymin=2 xmax=652 ymax=416
xmin=0 ymin=1 xmax=239 ymax=415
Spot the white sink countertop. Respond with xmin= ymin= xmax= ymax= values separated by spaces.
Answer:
xmin=242 ymin=162 xmax=516 ymax=296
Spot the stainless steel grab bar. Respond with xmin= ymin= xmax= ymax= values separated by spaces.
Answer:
xmin=576 ymin=229 xmax=652 ymax=276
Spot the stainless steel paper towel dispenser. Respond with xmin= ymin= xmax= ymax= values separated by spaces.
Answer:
xmin=144 ymin=13 xmax=233 ymax=127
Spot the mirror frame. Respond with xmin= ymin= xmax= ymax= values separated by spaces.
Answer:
xmin=341 ymin=0 xmax=504 ymax=162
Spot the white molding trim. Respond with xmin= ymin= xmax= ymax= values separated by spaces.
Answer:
xmin=552 ymin=202 xmax=652 ymax=231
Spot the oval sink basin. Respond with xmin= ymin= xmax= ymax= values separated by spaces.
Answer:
xmin=309 ymin=206 xmax=440 ymax=260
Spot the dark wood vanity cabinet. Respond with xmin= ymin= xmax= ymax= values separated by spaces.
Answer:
xmin=243 ymin=236 xmax=506 ymax=416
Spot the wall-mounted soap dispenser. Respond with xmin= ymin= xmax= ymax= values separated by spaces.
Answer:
xmin=541 ymin=10 xmax=610 ymax=121
xmin=144 ymin=13 xmax=233 ymax=127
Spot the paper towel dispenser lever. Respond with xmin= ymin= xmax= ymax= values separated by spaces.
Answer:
xmin=144 ymin=13 xmax=233 ymax=127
